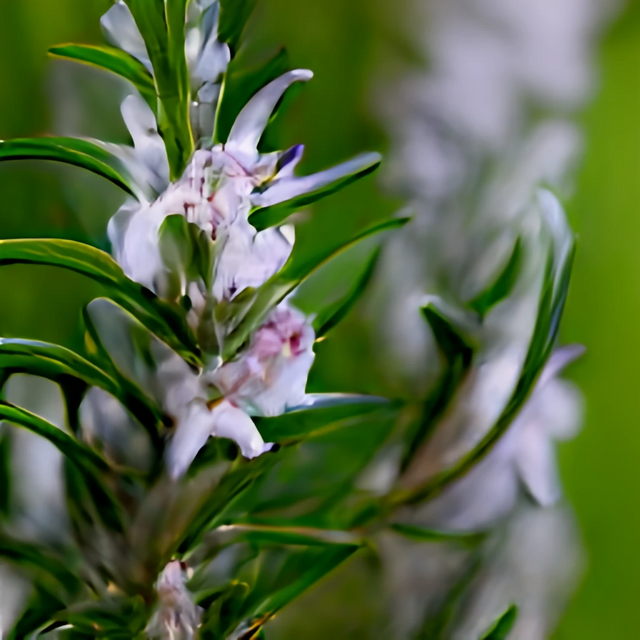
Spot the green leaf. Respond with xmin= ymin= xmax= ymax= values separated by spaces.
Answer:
xmin=179 ymin=452 xmax=283 ymax=554
xmin=401 ymin=305 xmax=474 ymax=469
xmin=207 ymin=523 xmax=362 ymax=548
xmin=159 ymin=214 xmax=215 ymax=295
xmin=0 ymin=239 xmax=200 ymax=366
xmin=313 ymin=248 xmax=381 ymax=339
xmin=63 ymin=457 xmax=127 ymax=536
xmin=123 ymin=0 xmax=193 ymax=179
xmin=390 ymin=523 xmax=485 ymax=548
xmin=256 ymin=394 xmax=391 ymax=444
xmin=49 ymin=44 xmax=157 ymax=113
xmin=221 ymin=217 xmax=411 ymax=359
xmin=214 ymin=47 xmax=290 ymax=145
xmin=241 ymin=546 xmax=359 ymax=634
xmin=218 ymin=0 xmax=258 ymax=55
xmin=199 ymin=582 xmax=250 ymax=640
xmin=250 ymin=157 xmax=382 ymax=231
xmin=53 ymin=597 xmax=148 ymax=639
xmin=479 ymin=605 xmax=519 ymax=640
xmin=8 ymin=585 xmax=67 ymax=640
xmin=467 ymin=238 xmax=523 ymax=319
xmin=0 ymin=534 xmax=84 ymax=597
xmin=0 ymin=338 xmax=164 ymax=445
xmin=0 ymin=401 xmax=111 ymax=474
xmin=0 ymin=137 xmax=147 ymax=199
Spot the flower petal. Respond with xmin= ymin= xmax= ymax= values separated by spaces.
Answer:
xmin=226 ymin=70 xmax=313 ymax=163
xmin=252 ymin=152 xmax=382 ymax=208
xmin=212 ymin=219 xmax=292 ymax=301
xmin=101 ymin=1 xmax=151 ymax=71
xmin=121 ymin=94 xmax=170 ymax=193
xmin=516 ymin=425 xmax=562 ymax=507
xmin=211 ymin=400 xmax=275 ymax=459
xmin=166 ymin=402 xmax=217 ymax=479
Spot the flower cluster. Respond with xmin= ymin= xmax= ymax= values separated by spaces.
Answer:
xmin=74 ymin=2 xmax=379 ymax=481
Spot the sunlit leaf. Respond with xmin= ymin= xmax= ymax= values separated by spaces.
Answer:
xmin=221 ymin=217 xmax=410 ymax=359
xmin=0 ymin=137 xmax=146 ymax=199
xmin=49 ymin=44 xmax=157 ymax=113
xmin=313 ymin=248 xmax=381 ymax=339
xmin=256 ymin=394 xmax=391 ymax=444
xmin=0 ymin=239 xmax=200 ymax=366
xmin=479 ymin=605 xmax=519 ymax=640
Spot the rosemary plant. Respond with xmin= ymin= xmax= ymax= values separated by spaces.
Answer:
xmin=0 ymin=1 xmax=581 ymax=638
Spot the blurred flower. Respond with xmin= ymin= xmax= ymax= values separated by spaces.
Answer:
xmin=402 ymin=345 xmax=584 ymax=531
xmin=146 ymin=561 xmax=202 ymax=640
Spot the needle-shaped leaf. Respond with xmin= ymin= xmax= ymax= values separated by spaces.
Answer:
xmin=0 ymin=338 xmax=164 ymax=445
xmin=0 ymin=401 xmax=111 ymax=474
xmin=401 ymin=304 xmax=475 ymax=470
xmin=240 ymin=546 xmax=360 ymax=636
xmin=49 ymin=44 xmax=157 ymax=113
xmin=390 ymin=523 xmax=485 ymax=548
xmin=0 ymin=137 xmax=145 ymax=199
xmin=52 ymin=597 xmax=148 ymax=639
xmin=0 ymin=239 xmax=200 ymax=366
xmin=467 ymin=237 xmax=522 ymax=319
xmin=179 ymin=452 xmax=283 ymax=554
xmin=256 ymin=394 xmax=391 ymax=444
xmin=123 ymin=0 xmax=193 ymax=179
xmin=221 ymin=217 xmax=410 ymax=359
xmin=480 ymin=605 xmax=519 ymax=640
xmin=208 ymin=523 xmax=362 ymax=548
xmin=218 ymin=0 xmax=258 ymax=55
xmin=250 ymin=153 xmax=383 ymax=231
xmin=313 ymin=248 xmax=381 ymax=339
xmin=0 ymin=534 xmax=84 ymax=597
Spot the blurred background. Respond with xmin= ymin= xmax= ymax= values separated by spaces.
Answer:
xmin=0 ymin=0 xmax=637 ymax=636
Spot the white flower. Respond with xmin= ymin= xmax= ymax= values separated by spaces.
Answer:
xmin=210 ymin=303 xmax=316 ymax=417
xmin=166 ymin=303 xmax=316 ymax=478
xmin=146 ymin=561 xmax=202 ymax=640
xmin=109 ymin=69 xmax=380 ymax=314
xmin=87 ymin=299 xmax=314 ymax=479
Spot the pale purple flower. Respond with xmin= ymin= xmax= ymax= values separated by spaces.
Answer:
xmin=146 ymin=561 xmax=202 ymax=640
xmin=413 ymin=345 xmax=584 ymax=531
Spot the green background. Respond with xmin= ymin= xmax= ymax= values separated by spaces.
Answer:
xmin=0 ymin=0 xmax=638 ymax=636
